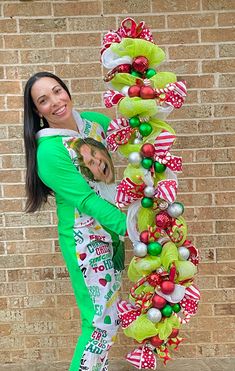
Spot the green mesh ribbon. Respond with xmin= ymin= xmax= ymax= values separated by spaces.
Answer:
xmin=111 ymin=38 xmax=166 ymax=67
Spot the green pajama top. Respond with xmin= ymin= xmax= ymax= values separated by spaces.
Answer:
xmin=36 ymin=111 xmax=126 ymax=272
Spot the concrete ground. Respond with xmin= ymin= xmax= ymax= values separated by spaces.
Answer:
xmin=0 ymin=358 xmax=234 ymax=370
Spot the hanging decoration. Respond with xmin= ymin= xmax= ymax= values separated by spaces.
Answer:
xmin=101 ymin=17 xmax=200 ymax=369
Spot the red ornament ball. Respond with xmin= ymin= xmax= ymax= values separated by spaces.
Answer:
xmin=150 ymin=335 xmax=164 ymax=348
xmin=160 ymin=280 xmax=175 ymax=295
xmin=140 ymin=230 xmax=149 ymax=244
xmin=140 ymin=86 xmax=155 ymax=99
xmin=155 ymin=211 xmax=172 ymax=228
xmin=152 ymin=294 xmax=167 ymax=309
xmin=128 ymin=85 xmax=141 ymax=97
xmin=141 ymin=143 xmax=155 ymax=158
xmin=132 ymin=56 xmax=149 ymax=74
xmin=169 ymin=328 xmax=179 ymax=338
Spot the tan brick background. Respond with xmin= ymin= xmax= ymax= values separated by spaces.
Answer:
xmin=0 ymin=0 xmax=235 ymax=368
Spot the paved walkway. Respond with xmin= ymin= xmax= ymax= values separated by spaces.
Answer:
xmin=0 ymin=358 xmax=234 ymax=370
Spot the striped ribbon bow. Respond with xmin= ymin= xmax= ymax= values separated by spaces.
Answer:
xmin=155 ymin=80 xmax=187 ymax=109
xmin=126 ymin=344 xmax=157 ymax=370
xmin=116 ymin=178 xmax=177 ymax=208
xmin=154 ymin=130 xmax=182 ymax=172
xmin=103 ymin=90 xmax=125 ymax=108
xmin=117 ymin=300 xmax=141 ymax=329
xmin=179 ymin=284 xmax=200 ymax=318
xmin=101 ymin=17 xmax=154 ymax=55
xmin=106 ymin=118 xmax=134 ymax=152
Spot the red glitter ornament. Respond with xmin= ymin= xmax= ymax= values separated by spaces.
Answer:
xmin=160 ymin=280 xmax=175 ymax=295
xmin=128 ymin=85 xmax=141 ymax=97
xmin=155 ymin=211 xmax=172 ymax=228
xmin=141 ymin=143 xmax=155 ymax=158
xmin=140 ymin=86 xmax=155 ymax=99
xmin=116 ymin=64 xmax=132 ymax=73
xmin=150 ymin=335 xmax=164 ymax=348
xmin=147 ymin=273 xmax=162 ymax=287
xmin=152 ymin=294 xmax=167 ymax=309
xmin=132 ymin=56 xmax=149 ymax=74
xmin=140 ymin=230 xmax=149 ymax=244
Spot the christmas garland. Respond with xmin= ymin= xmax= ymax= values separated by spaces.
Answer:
xmin=100 ymin=18 xmax=200 ymax=369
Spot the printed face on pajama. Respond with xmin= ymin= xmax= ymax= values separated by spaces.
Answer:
xmin=71 ymin=138 xmax=115 ymax=184
xmin=79 ymin=143 xmax=115 ymax=184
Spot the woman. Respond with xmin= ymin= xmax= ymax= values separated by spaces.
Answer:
xmin=24 ymin=71 xmax=126 ymax=371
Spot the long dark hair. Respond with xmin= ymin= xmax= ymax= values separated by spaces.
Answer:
xmin=23 ymin=71 xmax=71 ymax=212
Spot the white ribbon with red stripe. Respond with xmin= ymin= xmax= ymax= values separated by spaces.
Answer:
xmin=154 ymin=180 xmax=178 ymax=204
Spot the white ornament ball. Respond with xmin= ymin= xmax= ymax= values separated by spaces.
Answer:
xmin=133 ymin=242 xmax=148 ymax=257
xmin=147 ymin=308 xmax=162 ymax=323
xmin=128 ymin=152 xmax=142 ymax=166
xmin=144 ymin=186 xmax=155 ymax=198
xmin=178 ymin=246 xmax=190 ymax=261
xmin=167 ymin=202 xmax=184 ymax=218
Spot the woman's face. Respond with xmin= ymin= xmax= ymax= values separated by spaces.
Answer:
xmin=79 ymin=143 xmax=115 ymax=184
xmin=31 ymin=77 xmax=73 ymax=128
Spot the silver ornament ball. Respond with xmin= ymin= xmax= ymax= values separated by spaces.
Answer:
xmin=128 ymin=152 xmax=142 ymax=166
xmin=178 ymin=246 xmax=190 ymax=261
xmin=133 ymin=242 xmax=148 ymax=257
xmin=144 ymin=186 xmax=155 ymax=198
xmin=133 ymin=137 xmax=143 ymax=144
xmin=167 ymin=202 xmax=184 ymax=218
xmin=147 ymin=308 xmax=162 ymax=323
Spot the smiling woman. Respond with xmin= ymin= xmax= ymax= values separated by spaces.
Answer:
xmin=23 ymin=71 xmax=126 ymax=371
xmin=30 ymin=76 xmax=78 ymax=131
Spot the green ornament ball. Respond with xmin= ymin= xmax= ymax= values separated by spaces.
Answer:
xmin=145 ymin=68 xmax=157 ymax=78
xmin=154 ymin=161 xmax=166 ymax=173
xmin=141 ymin=157 xmax=153 ymax=169
xmin=147 ymin=241 xmax=162 ymax=256
xmin=161 ymin=304 xmax=173 ymax=317
xmin=139 ymin=123 xmax=153 ymax=137
xmin=129 ymin=116 xmax=141 ymax=128
xmin=172 ymin=303 xmax=181 ymax=313
xmin=131 ymin=70 xmax=142 ymax=77
xmin=141 ymin=197 xmax=154 ymax=208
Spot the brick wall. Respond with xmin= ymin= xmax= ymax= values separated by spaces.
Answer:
xmin=0 ymin=0 xmax=234 ymax=367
